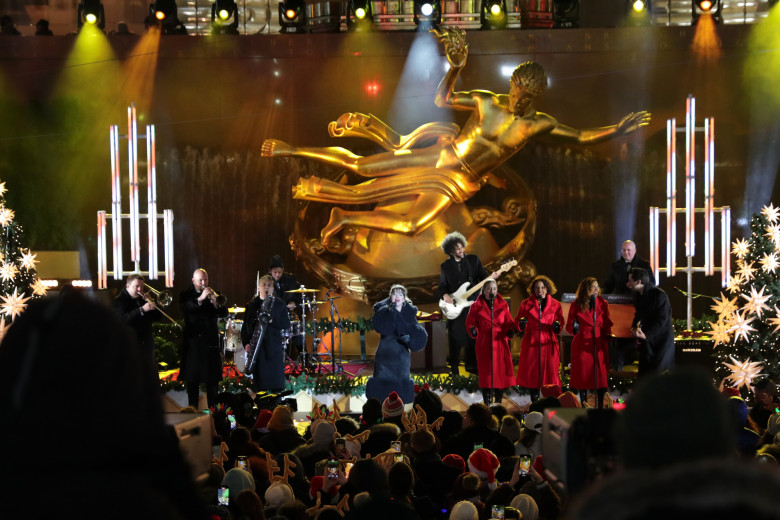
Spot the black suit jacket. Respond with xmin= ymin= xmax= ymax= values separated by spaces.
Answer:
xmin=603 ymin=255 xmax=654 ymax=295
xmin=632 ymin=286 xmax=675 ymax=375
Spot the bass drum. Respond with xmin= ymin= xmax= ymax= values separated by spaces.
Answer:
xmin=225 ymin=319 xmax=244 ymax=352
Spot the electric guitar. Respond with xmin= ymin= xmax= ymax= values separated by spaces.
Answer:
xmin=438 ymin=259 xmax=517 ymax=320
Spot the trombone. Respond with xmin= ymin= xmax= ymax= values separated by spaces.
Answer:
xmin=143 ymin=284 xmax=180 ymax=328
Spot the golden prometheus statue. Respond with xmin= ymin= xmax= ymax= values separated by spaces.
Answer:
xmin=262 ymin=28 xmax=650 ymax=302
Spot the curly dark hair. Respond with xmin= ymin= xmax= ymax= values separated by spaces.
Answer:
xmin=527 ymin=274 xmax=557 ymax=296
xmin=440 ymin=231 xmax=467 ymax=256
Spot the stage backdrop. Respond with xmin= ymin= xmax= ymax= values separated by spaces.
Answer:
xmin=0 ymin=25 xmax=778 ymax=357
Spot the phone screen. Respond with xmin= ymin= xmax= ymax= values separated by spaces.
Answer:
xmin=394 ymin=453 xmax=404 ymax=463
xmin=217 ymin=486 xmax=229 ymax=506
xmin=237 ymin=456 xmax=248 ymax=470
xmin=327 ymin=458 xmax=339 ymax=479
xmin=391 ymin=441 xmax=401 ymax=452
xmin=474 ymin=443 xmax=483 ymax=451
xmin=518 ymin=455 xmax=531 ymax=476
xmin=202 ymin=408 xmax=210 ymax=415
xmin=228 ymin=414 xmax=237 ymax=430
xmin=491 ymin=505 xmax=505 ymax=519
xmin=335 ymin=438 xmax=346 ymax=457
xmin=344 ymin=462 xmax=354 ymax=478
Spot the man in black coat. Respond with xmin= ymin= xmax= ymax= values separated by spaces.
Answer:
xmin=628 ymin=267 xmax=675 ymax=377
xmin=439 ymin=231 xmax=494 ymax=376
xmin=113 ymin=274 xmax=162 ymax=375
xmin=180 ymin=268 xmax=228 ymax=408
xmin=440 ymin=403 xmax=515 ymax=461
xmin=602 ymin=240 xmax=654 ymax=295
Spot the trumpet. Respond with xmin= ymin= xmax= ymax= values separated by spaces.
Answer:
xmin=206 ymin=287 xmax=227 ymax=308
xmin=144 ymin=284 xmax=173 ymax=308
xmin=143 ymin=284 xmax=180 ymax=328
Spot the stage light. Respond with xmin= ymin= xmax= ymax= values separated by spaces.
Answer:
xmin=552 ymin=0 xmax=578 ymax=28
xmin=77 ymin=0 xmax=105 ymax=30
xmin=150 ymin=0 xmax=177 ymax=23
xmin=692 ymin=0 xmax=720 ymax=23
xmin=632 ymin=0 xmax=647 ymax=12
xmin=414 ymin=0 xmax=441 ymax=27
xmin=347 ymin=0 xmax=373 ymax=31
xmin=212 ymin=0 xmax=239 ymax=34
xmin=279 ymin=0 xmax=307 ymax=32
xmin=696 ymin=0 xmax=712 ymax=10
xmin=625 ymin=0 xmax=650 ymax=25
xmin=481 ymin=0 xmax=507 ymax=29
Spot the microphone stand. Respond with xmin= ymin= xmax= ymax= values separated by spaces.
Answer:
xmin=592 ymin=297 xmax=600 ymax=409
xmin=326 ymin=292 xmax=343 ymax=375
xmin=489 ymin=297 xmax=495 ymax=405
xmin=538 ymin=298 xmax=543 ymax=399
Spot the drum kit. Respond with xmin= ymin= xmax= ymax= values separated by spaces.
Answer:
xmin=220 ymin=285 xmax=344 ymax=377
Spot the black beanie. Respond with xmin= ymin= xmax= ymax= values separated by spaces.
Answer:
xmin=269 ymin=255 xmax=284 ymax=270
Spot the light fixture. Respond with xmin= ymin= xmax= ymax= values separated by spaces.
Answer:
xmin=279 ymin=0 xmax=307 ymax=33
xmin=552 ymin=0 xmax=578 ymax=28
xmin=413 ymin=0 xmax=441 ymax=27
xmin=211 ymin=0 xmax=239 ymax=34
xmin=77 ymin=0 xmax=105 ymax=30
xmin=150 ymin=0 xmax=187 ymax=33
xmin=692 ymin=0 xmax=721 ymax=22
xmin=347 ymin=0 xmax=373 ymax=31
xmin=631 ymin=0 xmax=647 ymax=13
xmin=480 ymin=0 xmax=507 ymax=29
xmin=625 ymin=0 xmax=650 ymax=25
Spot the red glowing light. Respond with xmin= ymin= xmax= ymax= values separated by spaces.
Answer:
xmin=365 ymin=82 xmax=381 ymax=96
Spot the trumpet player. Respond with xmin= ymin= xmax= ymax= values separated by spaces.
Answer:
xmin=180 ymin=268 xmax=228 ymax=408
xmin=113 ymin=274 xmax=163 ymax=377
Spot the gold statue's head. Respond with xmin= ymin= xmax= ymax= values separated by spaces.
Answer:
xmin=511 ymin=61 xmax=548 ymax=99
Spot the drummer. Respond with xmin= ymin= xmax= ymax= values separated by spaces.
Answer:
xmin=268 ymin=255 xmax=302 ymax=312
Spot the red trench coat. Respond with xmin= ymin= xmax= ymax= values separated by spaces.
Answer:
xmin=514 ymin=295 xmax=564 ymax=389
xmin=466 ymin=294 xmax=517 ymax=389
xmin=565 ymin=297 xmax=613 ymax=389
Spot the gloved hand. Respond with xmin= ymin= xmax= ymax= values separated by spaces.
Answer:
xmin=399 ymin=334 xmax=410 ymax=345
xmin=505 ymin=329 xmax=515 ymax=340
xmin=572 ymin=320 xmax=580 ymax=336
xmin=470 ymin=326 xmax=478 ymax=337
xmin=552 ymin=321 xmax=561 ymax=334
xmin=517 ymin=317 xmax=527 ymax=332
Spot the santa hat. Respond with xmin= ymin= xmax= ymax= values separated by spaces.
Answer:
xmin=467 ymin=448 xmax=500 ymax=484
xmin=722 ymin=387 xmax=740 ymax=398
xmin=254 ymin=409 xmax=273 ymax=432
xmin=557 ymin=391 xmax=582 ymax=409
xmin=382 ymin=391 xmax=404 ymax=418
xmin=541 ymin=384 xmax=562 ymax=398
xmin=442 ymin=454 xmax=466 ymax=473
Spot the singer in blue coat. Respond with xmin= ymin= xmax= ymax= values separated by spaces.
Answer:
xmin=566 ymin=277 xmax=613 ymax=391
xmin=366 ymin=285 xmax=428 ymax=404
xmin=241 ymin=275 xmax=291 ymax=392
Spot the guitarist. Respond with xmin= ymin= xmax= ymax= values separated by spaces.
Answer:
xmin=439 ymin=231 xmax=498 ymax=377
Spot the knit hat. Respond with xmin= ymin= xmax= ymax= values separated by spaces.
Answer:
xmin=264 ymin=482 xmax=294 ymax=508
xmin=269 ymin=255 xmax=284 ymax=270
xmin=254 ymin=409 xmax=273 ymax=431
xmin=442 ymin=453 xmax=466 ymax=473
xmin=541 ymin=384 xmax=562 ymax=398
xmin=509 ymin=494 xmax=539 ymax=520
xmin=499 ymin=415 xmax=522 ymax=443
xmin=311 ymin=420 xmax=336 ymax=447
xmin=382 ymin=391 xmax=404 ymax=418
xmin=450 ymin=500 xmax=479 ymax=520
xmin=268 ymin=406 xmax=294 ymax=431
xmin=450 ymin=472 xmax=482 ymax=502
xmin=410 ymin=429 xmax=436 ymax=454
xmin=523 ymin=411 xmax=544 ymax=432
xmin=222 ymin=468 xmax=255 ymax=496
xmin=467 ymin=448 xmax=500 ymax=484
xmin=558 ymin=391 xmax=582 ymax=409
xmin=722 ymin=387 xmax=741 ymax=398
xmin=413 ymin=389 xmax=443 ymax=419
xmin=361 ymin=398 xmax=383 ymax=427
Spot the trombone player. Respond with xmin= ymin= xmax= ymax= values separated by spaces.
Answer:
xmin=180 ymin=268 xmax=228 ymax=408
xmin=113 ymin=274 xmax=163 ymax=378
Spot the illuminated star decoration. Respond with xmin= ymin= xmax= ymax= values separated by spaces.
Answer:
xmin=732 ymin=238 xmax=750 ymax=260
xmin=29 ymin=278 xmax=48 ymax=297
xmin=0 ymin=262 xmax=19 ymax=283
xmin=742 ymin=285 xmax=772 ymax=320
xmin=708 ymin=319 xmax=733 ymax=347
xmin=726 ymin=274 xmax=743 ymax=295
xmin=765 ymin=223 xmax=780 ymax=249
xmin=711 ymin=292 xmax=739 ymax=319
xmin=0 ymin=316 xmax=10 ymax=344
xmin=737 ymin=261 xmax=756 ymax=283
xmin=768 ymin=306 xmax=780 ymax=334
xmin=0 ymin=182 xmax=6 ymax=198
xmin=18 ymin=250 xmax=37 ymax=271
xmin=0 ymin=207 xmax=14 ymax=228
xmin=763 ymin=203 xmax=780 ymax=224
xmin=0 ymin=288 xmax=31 ymax=321
xmin=723 ymin=356 xmax=765 ymax=391
xmin=760 ymin=252 xmax=779 ymax=274
xmin=730 ymin=310 xmax=757 ymax=343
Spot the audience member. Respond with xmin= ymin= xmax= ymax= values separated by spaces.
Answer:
xmin=257 ymin=405 xmax=306 ymax=455
xmin=751 ymin=378 xmax=780 ymax=433
xmin=442 ymin=403 xmax=515 ymax=460
xmin=35 ymin=18 xmax=53 ymax=35
xmin=382 ymin=391 xmax=406 ymax=428
xmin=0 ymin=14 xmax=20 ymax=35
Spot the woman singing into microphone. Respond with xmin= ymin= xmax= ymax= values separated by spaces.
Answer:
xmin=466 ymin=279 xmax=516 ymax=405
xmin=515 ymin=275 xmax=564 ymax=403
xmin=565 ymin=277 xmax=612 ymax=407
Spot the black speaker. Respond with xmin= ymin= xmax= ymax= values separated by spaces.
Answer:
xmin=552 ymin=0 xmax=579 ymax=27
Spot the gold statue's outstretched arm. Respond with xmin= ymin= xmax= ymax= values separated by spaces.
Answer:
xmin=328 ymin=112 xmax=459 ymax=151
xmin=432 ymin=27 xmax=475 ymax=111
xmin=549 ymin=110 xmax=652 ymax=144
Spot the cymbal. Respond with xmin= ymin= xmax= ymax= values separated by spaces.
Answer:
xmin=228 ymin=306 xmax=245 ymax=313
xmin=286 ymin=288 xmax=319 ymax=293
xmin=304 ymin=300 xmax=326 ymax=305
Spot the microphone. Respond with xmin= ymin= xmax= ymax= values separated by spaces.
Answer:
xmin=539 ymin=296 xmax=547 ymax=311
xmin=487 ymin=296 xmax=494 ymax=310
xmin=590 ymin=294 xmax=596 ymax=309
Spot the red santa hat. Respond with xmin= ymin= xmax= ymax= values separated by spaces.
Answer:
xmin=467 ymin=448 xmax=500 ymax=484
xmin=382 ymin=391 xmax=404 ymax=418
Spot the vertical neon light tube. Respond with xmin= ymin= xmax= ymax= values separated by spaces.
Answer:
xmin=708 ymin=117 xmax=716 ymax=275
xmin=164 ymin=209 xmax=174 ymax=287
xmin=722 ymin=206 xmax=731 ymax=286
xmin=110 ymin=124 xmax=123 ymax=280
xmin=666 ymin=118 xmax=677 ymax=277
xmin=97 ymin=211 xmax=107 ymax=289
xmin=128 ymin=105 xmax=140 ymax=266
xmin=704 ymin=118 xmax=712 ymax=275
xmin=147 ymin=124 xmax=158 ymax=280
xmin=650 ymin=207 xmax=660 ymax=286
xmin=685 ymin=95 xmax=696 ymax=258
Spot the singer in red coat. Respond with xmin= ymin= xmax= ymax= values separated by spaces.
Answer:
xmin=566 ymin=277 xmax=613 ymax=392
xmin=515 ymin=275 xmax=564 ymax=398
xmin=466 ymin=280 xmax=517 ymax=404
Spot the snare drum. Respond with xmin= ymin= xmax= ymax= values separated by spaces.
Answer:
xmin=224 ymin=319 xmax=244 ymax=352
